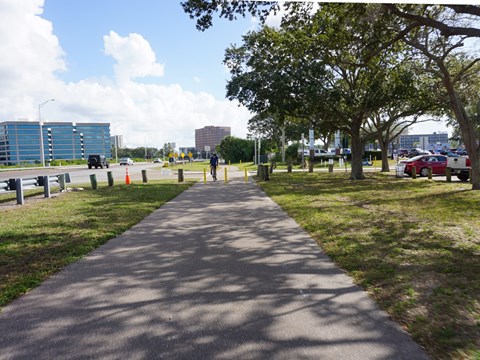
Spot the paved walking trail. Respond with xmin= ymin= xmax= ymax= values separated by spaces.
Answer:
xmin=0 ymin=167 xmax=429 ymax=360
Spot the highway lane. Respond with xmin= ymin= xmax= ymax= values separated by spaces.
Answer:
xmin=0 ymin=163 xmax=190 ymax=186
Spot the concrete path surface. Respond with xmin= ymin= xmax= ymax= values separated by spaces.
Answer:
xmin=0 ymin=169 xmax=429 ymax=360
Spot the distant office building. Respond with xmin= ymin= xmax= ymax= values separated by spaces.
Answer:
xmin=0 ymin=121 xmax=110 ymax=165
xmin=195 ymin=126 xmax=231 ymax=153
xmin=398 ymin=132 xmax=449 ymax=151
xmin=111 ymin=135 xmax=124 ymax=149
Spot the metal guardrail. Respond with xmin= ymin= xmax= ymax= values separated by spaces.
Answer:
xmin=0 ymin=173 xmax=71 ymax=192
xmin=0 ymin=173 xmax=71 ymax=205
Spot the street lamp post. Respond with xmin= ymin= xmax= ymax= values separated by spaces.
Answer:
xmin=38 ymin=99 xmax=55 ymax=167
xmin=112 ymin=123 xmax=125 ymax=164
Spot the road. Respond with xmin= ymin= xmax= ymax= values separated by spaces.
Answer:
xmin=0 ymin=163 xmax=194 ymax=186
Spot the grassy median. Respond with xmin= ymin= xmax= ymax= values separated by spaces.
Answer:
xmin=258 ymin=172 xmax=479 ymax=360
xmin=0 ymin=181 xmax=193 ymax=309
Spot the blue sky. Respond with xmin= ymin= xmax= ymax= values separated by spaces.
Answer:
xmin=0 ymin=0 xmax=257 ymax=148
xmin=0 ymin=0 xmax=450 ymax=149
xmin=42 ymin=1 xmax=250 ymax=99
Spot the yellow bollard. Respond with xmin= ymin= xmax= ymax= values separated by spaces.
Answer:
xmin=245 ymin=167 xmax=248 ymax=183
xmin=203 ymin=167 xmax=207 ymax=184
xmin=224 ymin=167 xmax=228 ymax=183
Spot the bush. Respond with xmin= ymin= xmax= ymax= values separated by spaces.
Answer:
xmin=285 ymin=143 xmax=300 ymax=164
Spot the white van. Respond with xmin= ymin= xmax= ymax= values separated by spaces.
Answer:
xmin=298 ymin=149 xmax=329 ymax=158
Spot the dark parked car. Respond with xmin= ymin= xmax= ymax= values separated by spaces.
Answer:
xmin=88 ymin=154 xmax=109 ymax=169
xmin=400 ymin=154 xmax=448 ymax=177
xmin=408 ymin=148 xmax=429 ymax=158
xmin=397 ymin=149 xmax=409 ymax=158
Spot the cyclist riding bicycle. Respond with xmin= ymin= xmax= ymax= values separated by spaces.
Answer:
xmin=210 ymin=153 xmax=219 ymax=181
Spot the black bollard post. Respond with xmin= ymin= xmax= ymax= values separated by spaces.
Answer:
xmin=107 ymin=171 xmax=114 ymax=187
xmin=44 ymin=176 xmax=51 ymax=198
xmin=90 ymin=174 xmax=98 ymax=190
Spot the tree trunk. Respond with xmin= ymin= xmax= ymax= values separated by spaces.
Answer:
xmin=379 ymin=138 xmax=390 ymax=172
xmin=440 ymin=66 xmax=480 ymax=189
xmin=350 ymin=132 xmax=365 ymax=180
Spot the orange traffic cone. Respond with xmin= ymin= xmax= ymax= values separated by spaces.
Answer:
xmin=125 ymin=167 xmax=131 ymax=185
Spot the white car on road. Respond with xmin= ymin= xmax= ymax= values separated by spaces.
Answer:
xmin=119 ymin=157 xmax=134 ymax=165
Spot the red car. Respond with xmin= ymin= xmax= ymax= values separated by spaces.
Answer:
xmin=400 ymin=154 xmax=448 ymax=177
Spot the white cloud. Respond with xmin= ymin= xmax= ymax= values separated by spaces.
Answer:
xmin=0 ymin=0 xmax=252 ymax=149
xmin=0 ymin=0 xmax=65 ymax=118
xmin=103 ymin=31 xmax=165 ymax=85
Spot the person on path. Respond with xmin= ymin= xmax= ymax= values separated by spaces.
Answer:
xmin=210 ymin=153 xmax=219 ymax=181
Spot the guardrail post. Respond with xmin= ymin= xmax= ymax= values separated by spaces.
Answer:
xmin=58 ymin=174 xmax=67 ymax=191
xmin=8 ymin=178 xmax=16 ymax=191
xmin=178 ymin=169 xmax=184 ymax=182
xmin=263 ymin=164 xmax=270 ymax=181
xmin=428 ymin=168 xmax=432 ymax=180
xmin=16 ymin=178 xmax=24 ymax=205
xmin=90 ymin=174 xmax=98 ymax=190
xmin=44 ymin=176 xmax=51 ymax=198
xmin=142 ymin=169 xmax=148 ymax=183
xmin=107 ymin=171 xmax=114 ymax=187
xmin=287 ymin=163 xmax=292 ymax=173
xmin=412 ymin=166 xmax=417 ymax=179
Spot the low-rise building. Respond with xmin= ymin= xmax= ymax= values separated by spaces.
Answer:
xmin=0 ymin=121 xmax=110 ymax=165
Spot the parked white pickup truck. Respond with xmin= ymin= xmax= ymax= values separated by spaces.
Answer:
xmin=447 ymin=156 xmax=471 ymax=181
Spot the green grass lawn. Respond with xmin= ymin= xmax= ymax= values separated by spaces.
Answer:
xmin=258 ymin=172 xmax=479 ymax=360
xmin=0 ymin=180 xmax=193 ymax=309
xmin=156 ymin=161 xmax=210 ymax=171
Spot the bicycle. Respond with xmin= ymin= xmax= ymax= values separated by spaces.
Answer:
xmin=211 ymin=165 xmax=217 ymax=181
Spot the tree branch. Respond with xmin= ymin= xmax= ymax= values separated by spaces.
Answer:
xmin=384 ymin=4 xmax=480 ymax=38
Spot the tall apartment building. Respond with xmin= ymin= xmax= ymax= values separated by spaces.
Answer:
xmin=195 ymin=126 xmax=231 ymax=153
xmin=0 ymin=121 xmax=110 ymax=165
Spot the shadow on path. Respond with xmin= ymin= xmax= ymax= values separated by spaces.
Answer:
xmin=0 ymin=180 xmax=429 ymax=360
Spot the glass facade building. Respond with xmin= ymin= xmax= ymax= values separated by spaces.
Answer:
xmin=398 ymin=132 xmax=449 ymax=151
xmin=0 ymin=121 xmax=110 ymax=165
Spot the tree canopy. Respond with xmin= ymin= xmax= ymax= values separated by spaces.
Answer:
xmin=183 ymin=1 xmax=480 ymax=187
